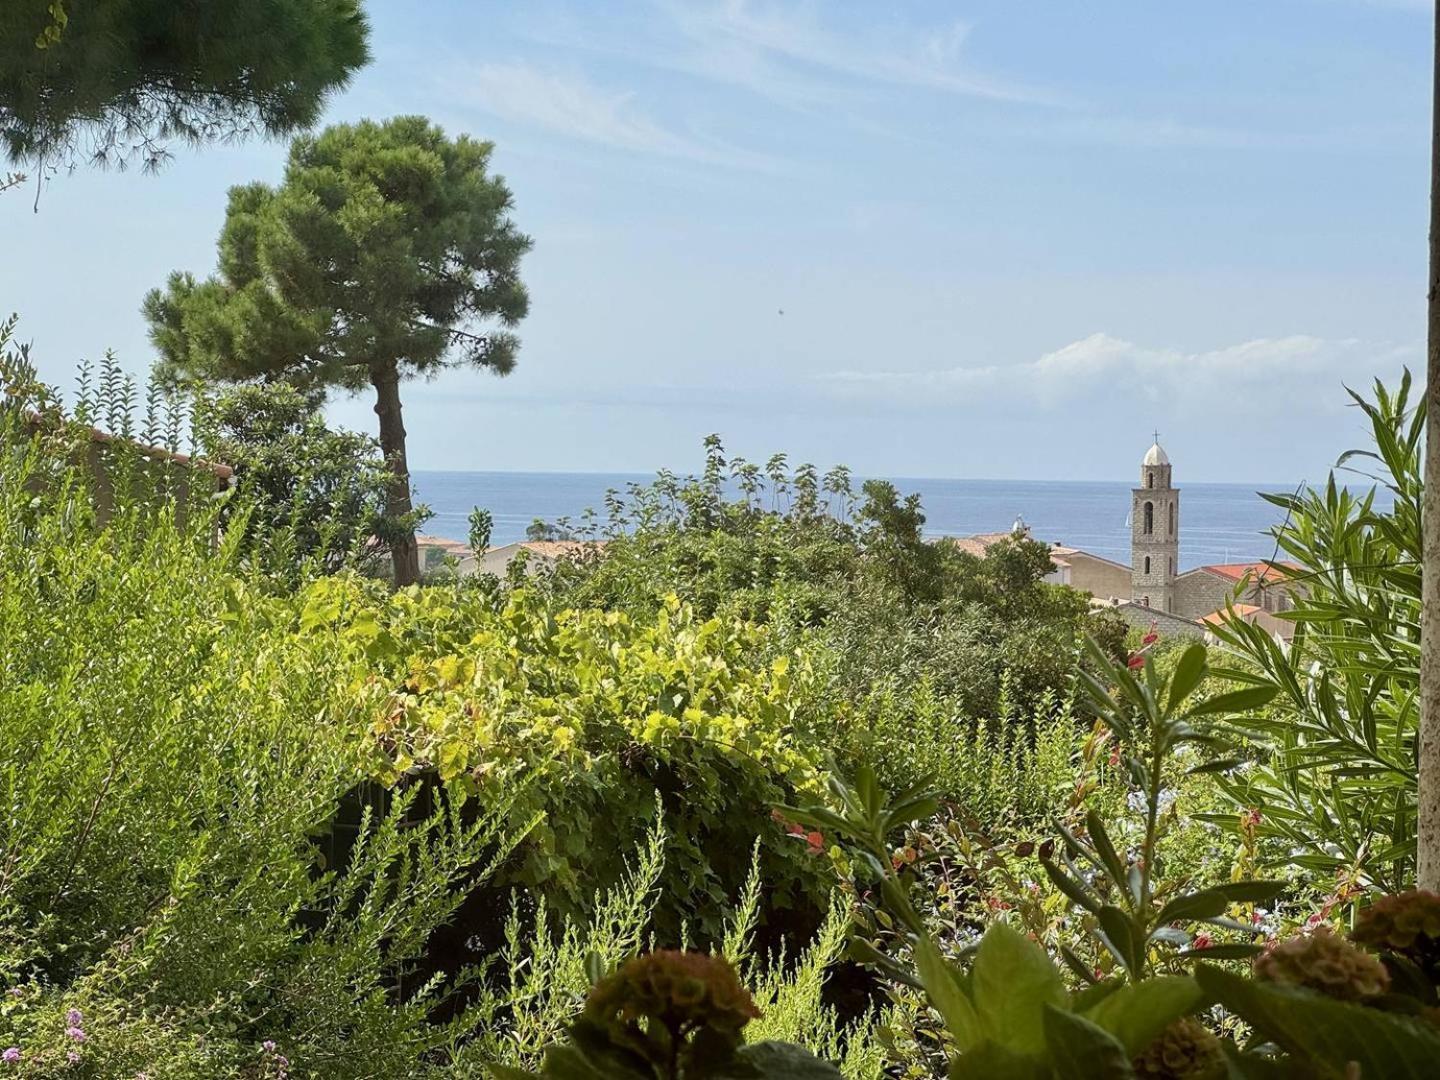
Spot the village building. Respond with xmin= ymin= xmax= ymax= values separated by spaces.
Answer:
xmin=951 ymin=438 xmax=1302 ymax=640
xmin=415 ymin=535 xmax=605 ymax=577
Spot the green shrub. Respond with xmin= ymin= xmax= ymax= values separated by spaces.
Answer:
xmin=1208 ymin=374 xmax=1422 ymax=893
xmin=0 ymin=376 xmax=525 ymax=1076
xmin=309 ymin=577 xmax=835 ymax=943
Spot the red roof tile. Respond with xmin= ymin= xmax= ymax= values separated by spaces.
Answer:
xmin=1201 ymin=561 xmax=1298 ymax=584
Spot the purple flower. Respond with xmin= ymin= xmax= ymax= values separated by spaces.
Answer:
xmin=66 ymin=1050 xmax=80 ymax=1065
xmin=262 ymin=1040 xmax=277 ymax=1053
xmin=65 ymin=1008 xmax=83 ymax=1027
xmin=65 ymin=1026 xmax=85 ymax=1043
xmin=5 ymin=989 xmax=21 ymax=999
xmin=1 ymin=1048 xmax=18 ymax=1063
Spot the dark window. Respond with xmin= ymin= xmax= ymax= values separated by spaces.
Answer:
xmin=1169 ymin=556 xmax=1174 ymax=575
xmin=1142 ymin=596 xmax=1150 ymax=607
xmin=1144 ymin=556 xmax=1151 ymax=574
xmin=1147 ymin=472 xmax=1154 ymax=489
xmin=1143 ymin=502 xmax=1154 ymax=535
xmin=1169 ymin=503 xmax=1175 ymax=536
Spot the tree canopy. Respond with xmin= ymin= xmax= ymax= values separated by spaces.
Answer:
xmin=144 ymin=116 xmax=531 ymax=585
xmin=0 ymin=0 xmax=369 ymax=168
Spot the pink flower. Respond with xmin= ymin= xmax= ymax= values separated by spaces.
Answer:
xmin=2 ymin=1048 xmax=18 ymax=1064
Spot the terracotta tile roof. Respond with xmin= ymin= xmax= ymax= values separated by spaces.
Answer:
xmin=416 ymin=535 xmax=473 ymax=556
xmin=946 ymin=531 xmax=1016 ymax=557
xmin=23 ymin=410 xmax=233 ymax=480
xmin=1053 ymin=546 xmax=1131 ymax=572
xmin=1200 ymin=561 xmax=1299 ymax=584
xmin=1199 ymin=603 xmax=1262 ymax=627
xmin=478 ymin=539 xmax=608 ymax=560
xmin=518 ymin=540 xmax=606 ymax=558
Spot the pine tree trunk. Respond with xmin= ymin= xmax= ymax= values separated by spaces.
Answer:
xmin=371 ymin=361 xmax=420 ymax=587
xmin=1418 ymin=0 xmax=1440 ymax=891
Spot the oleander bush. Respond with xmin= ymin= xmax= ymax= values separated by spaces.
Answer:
xmin=1208 ymin=373 xmax=1422 ymax=893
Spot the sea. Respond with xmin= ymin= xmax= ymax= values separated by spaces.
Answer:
xmin=412 ymin=471 xmax=1312 ymax=572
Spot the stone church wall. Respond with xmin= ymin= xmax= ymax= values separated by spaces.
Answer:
xmin=1105 ymin=602 xmax=1205 ymax=639
xmin=1173 ymin=570 xmax=1235 ymax=621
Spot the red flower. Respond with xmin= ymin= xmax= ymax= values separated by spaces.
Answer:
xmin=1127 ymin=654 xmax=1146 ymax=670
xmin=1192 ymin=933 xmax=1214 ymax=950
xmin=1142 ymin=632 xmax=1159 ymax=646
xmin=805 ymin=831 xmax=825 ymax=854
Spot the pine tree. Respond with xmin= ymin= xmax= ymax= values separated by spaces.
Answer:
xmin=0 ymin=0 xmax=369 ymax=168
xmin=145 ymin=116 xmax=531 ymax=585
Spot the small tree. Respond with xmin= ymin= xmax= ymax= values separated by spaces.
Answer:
xmin=0 ymin=0 xmax=370 ymax=169
xmin=145 ymin=116 xmax=531 ymax=585
xmin=199 ymin=382 xmax=422 ymax=578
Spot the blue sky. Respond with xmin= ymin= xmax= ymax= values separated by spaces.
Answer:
xmin=0 ymin=0 xmax=1430 ymax=482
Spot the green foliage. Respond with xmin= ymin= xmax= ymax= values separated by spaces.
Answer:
xmin=310 ymin=579 xmax=833 ymax=941
xmin=145 ymin=115 xmax=531 ymax=583
xmin=1207 ymin=373 xmax=1422 ymax=892
xmin=145 ymin=116 xmax=531 ymax=396
xmin=470 ymin=507 xmax=495 ymax=556
xmin=542 ymin=436 xmax=1105 ymax=749
xmin=1050 ymin=638 xmax=1281 ymax=979
xmin=198 ymin=381 xmax=428 ymax=577
xmin=844 ymin=679 xmax=1083 ymax=820
xmin=0 ymin=0 xmax=370 ymax=168
xmin=0 ymin=413 xmax=535 ymax=1076
xmin=1199 ymin=965 xmax=1440 ymax=1078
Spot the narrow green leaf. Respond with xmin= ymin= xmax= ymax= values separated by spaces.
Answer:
xmin=1085 ymin=810 xmax=1129 ymax=887
xmin=1042 ymin=857 xmax=1102 ymax=915
xmin=1097 ymin=907 xmax=1138 ymax=976
xmin=1167 ymin=643 xmax=1208 ymax=712
xmin=1186 ymin=685 xmax=1278 ymax=719
xmin=914 ymin=935 xmax=982 ymax=1052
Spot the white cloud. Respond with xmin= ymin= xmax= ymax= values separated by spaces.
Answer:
xmin=451 ymin=62 xmax=780 ymax=171
xmin=656 ymin=0 xmax=1061 ymax=106
xmin=825 ymin=332 xmax=1418 ymax=412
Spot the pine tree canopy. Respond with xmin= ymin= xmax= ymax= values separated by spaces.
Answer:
xmin=144 ymin=115 xmax=531 ymax=585
xmin=0 ymin=0 xmax=370 ymax=168
xmin=144 ymin=115 xmax=532 ymax=393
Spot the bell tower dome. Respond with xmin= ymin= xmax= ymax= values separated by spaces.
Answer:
xmin=1132 ymin=434 xmax=1179 ymax=611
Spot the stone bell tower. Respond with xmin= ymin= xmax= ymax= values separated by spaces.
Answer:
xmin=1131 ymin=434 xmax=1179 ymax=611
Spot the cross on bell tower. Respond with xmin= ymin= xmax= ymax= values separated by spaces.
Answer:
xmin=1131 ymin=435 xmax=1179 ymax=611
